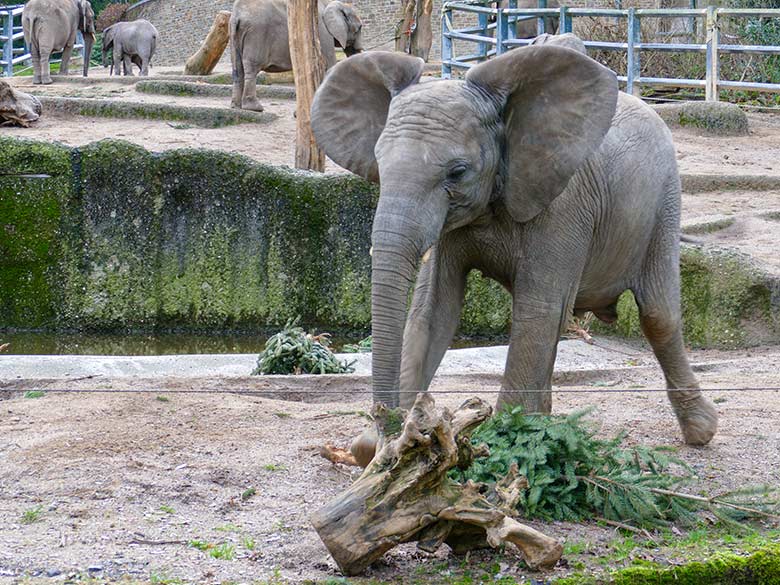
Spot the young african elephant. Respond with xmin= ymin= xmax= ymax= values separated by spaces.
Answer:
xmin=0 ymin=79 xmax=42 ymax=127
xmin=22 ymin=0 xmax=96 ymax=84
xmin=102 ymin=19 xmax=158 ymax=76
xmin=311 ymin=49 xmax=718 ymax=451
xmin=230 ymin=0 xmax=364 ymax=111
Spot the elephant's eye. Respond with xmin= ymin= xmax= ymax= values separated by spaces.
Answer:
xmin=446 ymin=164 xmax=468 ymax=182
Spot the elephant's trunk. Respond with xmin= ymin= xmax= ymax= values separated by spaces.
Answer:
xmin=82 ymin=33 xmax=95 ymax=77
xmin=370 ymin=189 xmax=446 ymax=407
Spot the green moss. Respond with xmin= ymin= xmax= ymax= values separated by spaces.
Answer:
xmin=36 ymin=97 xmax=274 ymax=128
xmin=1 ymin=136 xmax=777 ymax=345
xmin=0 ymin=137 xmax=73 ymax=327
xmin=682 ymin=217 xmax=735 ymax=235
xmin=594 ymin=248 xmax=779 ymax=348
xmin=556 ymin=545 xmax=780 ymax=584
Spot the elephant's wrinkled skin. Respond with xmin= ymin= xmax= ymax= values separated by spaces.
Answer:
xmin=102 ymin=19 xmax=158 ymax=76
xmin=311 ymin=48 xmax=718 ymax=456
xmin=22 ymin=0 xmax=96 ymax=84
xmin=230 ymin=0 xmax=363 ymax=111
xmin=0 ymin=80 xmax=42 ymax=127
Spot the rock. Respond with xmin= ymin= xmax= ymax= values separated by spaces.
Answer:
xmin=46 ymin=569 xmax=62 ymax=577
xmin=653 ymin=101 xmax=749 ymax=136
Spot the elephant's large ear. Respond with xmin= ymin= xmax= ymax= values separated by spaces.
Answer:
xmin=312 ymin=51 xmax=424 ymax=182
xmin=323 ymin=1 xmax=349 ymax=49
xmin=466 ymin=46 xmax=617 ymax=223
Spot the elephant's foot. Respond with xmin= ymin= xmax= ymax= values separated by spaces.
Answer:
xmin=350 ymin=427 xmax=378 ymax=468
xmin=496 ymin=391 xmax=552 ymax=415
xmin=241 ymin=97 xmax=264 ymax=112
xmin=32 ymin=76 xmax=42 ymax=85
xmin=674 ymin=395 xmax=718 ymax=446
xmin=40 ymin=77 xmax=53 ymax=85
xmin=230 ymin=100 xmax=242 ymax=110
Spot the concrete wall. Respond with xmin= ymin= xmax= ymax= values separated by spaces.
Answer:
xmin=2 ymin=137 xmax=778 ymax=347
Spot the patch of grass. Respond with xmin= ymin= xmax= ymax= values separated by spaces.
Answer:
xmin=158 ymin=505 xmax=175 ymax=514
xmin=209 ymin=542 xmax=235 ymax=560
xmin=155 ymin=395 xmax=170 ymax=402
xmin=214 ymin=523 xmax=241 ymax=533
xmin=264 ymin=463 xmax=286 ymax=472
xmin=252 ymin=318 xmax=355 ymax=375
xmin=242 ymin=536 xmax=256 ymax=551
xmin=713 ymin=396 xmax=727 ymax=404
xmin=760 ymin=211 xmax=780 ymax=222
xmin=241 ymin=487 xmax=256 ymax=501
xmin=273 ymin=412 xmax=291 ymax=418
xmin=20 ymin=505 xmax=44 ymax=524
xmin=149 ymin=572 xmax=184 ymax=585
xmin=23 ymin=390 xmax=46 ymax=399
xmin=188 ymin=539 xmax=212 ymax=551
xmin=682 ymin=218 xmax=735 ymax=235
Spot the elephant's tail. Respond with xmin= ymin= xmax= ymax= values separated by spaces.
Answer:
xmin=23 ymin=14 xmax=38 ymax=57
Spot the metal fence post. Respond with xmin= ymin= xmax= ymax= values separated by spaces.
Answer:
xmin=496 ymin=7 xmax=507 ymax=55
xmin=537 ymin=0 xmax=547 ymax=37
xmin=3 ymin=9 xmax=13 ymax=77
xmin=508 ymin=0 xmax=517 ymax=40
xmin=441 ymin=6 xmax=452 ymax=79
xmin=559 ymin=5 xmax=571 ymax=34
xmin=626 ymin=8 xmax=640 ymax=97
xmin=705 ymin=5 xmax=719 ymax=102
xmin=478 ymin=10 xmax=488 ymax=60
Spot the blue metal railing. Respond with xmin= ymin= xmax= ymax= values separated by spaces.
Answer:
xmin=1 ymin=3 xmax=87 ymax=77
xmin=441 ymin=4 xmax=780 ymax=101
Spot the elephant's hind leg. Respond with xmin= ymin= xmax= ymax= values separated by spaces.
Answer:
xmin=634 ymin=245 xmax=717 ymax=445
xmin=241 ymin=62 xmax=264 ymax=112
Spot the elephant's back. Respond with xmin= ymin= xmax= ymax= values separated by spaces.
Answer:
xmin=232 ymin=0 xmax=291 ymax=68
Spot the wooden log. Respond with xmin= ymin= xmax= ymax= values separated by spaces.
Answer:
xmin=184 ymin=11 xmax=232 ymax=76
xmin=393 ymin=0 xmax=433 ymax=62
xmin=287 ymin=0 xmax=326 ymax=171
xmin=413 ymin=0 xmax=434 ymax=62
xmin=311 ymin=395 xmax=563 ymax=575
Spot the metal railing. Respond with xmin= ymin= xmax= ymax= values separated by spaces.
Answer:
xmin=1 ymin=3 xmax=87 ymax=77
xmin=441 ymin=3 xmax=780 ymax=101
xmin=1 ymin=4 xmax=25 ymax=77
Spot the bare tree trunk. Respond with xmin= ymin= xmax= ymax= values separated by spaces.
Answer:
xmin=287 ymin=0 xmax=326 ymax=171
xmin=393 ymin=0 xmax=433 ymax=62
xmin=414 ymin=0 xmax=433 ymax=62
xmin=184 ymin=11 xmax=231 ymax=76
xmin=312 ymin=395 xmax=563 ymax=576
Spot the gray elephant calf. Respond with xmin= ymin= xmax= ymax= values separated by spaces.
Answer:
xmin=230 ymin=0 xmax=364 ymax=111
xmin=22 ymin=0 xmax=96 ymax=84
xmin=102 ymin=19 xmax=158 ymax=76
xmin=312 ymin=47 xmax=718 ymax=456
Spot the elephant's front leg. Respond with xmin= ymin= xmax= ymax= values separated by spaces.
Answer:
xmin=398 ymin=245 xmax=467 ymax=409
xmin=497 ymin=286 xmax=574 ymax=414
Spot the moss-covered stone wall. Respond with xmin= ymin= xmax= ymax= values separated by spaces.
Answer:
xmin=0 ymin=137 xmax=509 ymax=335
xmin=2 ymin=137 xmax=778 ymax=347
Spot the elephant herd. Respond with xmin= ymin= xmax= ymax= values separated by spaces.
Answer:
xmin=12 ymin=1 xmax=718 ymax=450
xmin=21 ymin=0 xmax=157 ymax=84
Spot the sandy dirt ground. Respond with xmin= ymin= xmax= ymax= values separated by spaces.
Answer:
xmin=2 ymin=345 xmax=780 ymax=583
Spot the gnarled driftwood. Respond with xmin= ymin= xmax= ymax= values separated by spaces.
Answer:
xmin=311 ymin=394 xmax=562 ymax=575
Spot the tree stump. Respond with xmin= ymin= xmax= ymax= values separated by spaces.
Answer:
xmin=311 ymin=394 xmax=563 ymax=575
xmin=287 ymin=0 xmax=327 ymax=171
xmin=184 ymin=11 xmax=231 ymax=76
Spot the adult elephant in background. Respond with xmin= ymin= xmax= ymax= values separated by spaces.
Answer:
xmin=230 ymin=0 xmax=364 ymax=111
xmin=102 ymin=19 xmax=158 ymax=76
xmin=22 ymin=0 xmax=96 ymax=84
xmin=311 ymin=48 xmax=718 ymax=465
